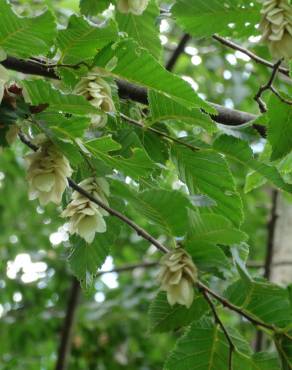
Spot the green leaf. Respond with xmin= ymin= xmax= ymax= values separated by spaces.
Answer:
xmin=225 ymin=279 xmax=292 ymax=328
xmin=69 ymin=236 xmax=109 ymax=288
xmin=275 ymin=333 xmax=292 ymax=369
xmin=213 ymin=135 xmax=292 ymax=193
xmin=187 ymin=241 xmax=231 ymax=273
xmin=267 ymin=95 xmax=292 ymax=161
xmin=244 ymin=142 xmax=271 ymax=192
xmin=187 ymin=212 xmax=248 ymax=245
xmin=116 ymin=0 xmax=161 ymax=59
xmin=57 ymin=15 xmax=118 ymax=64
xmin=22 ymin=79 xmax=97 ymax=115
xmin=138 ymin=190 xmax=191 ymax=236
xmin=94 ymin=39 xmax=214 ymax=112
xmin=252 ymin=352 xmax=281 ymax=370
xmin=149 ymin=90 xmax=217 ymax=133
xmin=185 ymin=212 xmax=246 ymax=272
xmin=69 ymin=213 xmax=122 ymax=288
xmin=0 ymin=1 xmax=56 ymax=58
xmin=148 ymin=291 xmax=209 ymax=333
xmin=244 ymin=171 xmax=267 ymax=193
xmin=111 ymin=181 xmax=192 ymax=236
xmin=35 ymin=111 xmax=91 ymax=138
xmin=173 ymin=0 xmax=260 ymax=38
xmin=80 ymin=0 xmax=111 ymax=15
xmin=171 ymin=145 xmax=244 ymax=226
xmin=54 ymin=140 xmax=83 ymax=167
xmin=86 ymin=138 xmax=155 ymax=179
xmin=86 ymin=136 xmax=122 ymax=153
xmin=165 ymin=318 xmax=253 ymax=370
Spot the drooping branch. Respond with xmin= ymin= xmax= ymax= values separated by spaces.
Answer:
xmin=18 ymin=131 xmax=170 ymax=255
xmin=68 ymin=178 xmax=170 ymax=254
xmin=19 ymin=133 xmax=288 ymax=341
xmin=197 ymin=281 xmax=276 ymax=332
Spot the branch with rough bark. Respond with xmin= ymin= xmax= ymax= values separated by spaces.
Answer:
xmin=2 ymin=56 xmax=258 ymax=129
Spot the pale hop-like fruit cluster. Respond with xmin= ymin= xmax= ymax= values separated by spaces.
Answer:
xmin=259 ymin=0 xmax=292 ymax=59
xmin=117 ymin=0 xmax=149 ymax=15
xmin=74 ymin=71 xmax=115 ymax=127
xmin=61 ymin=177 xmax=110 ymax=243
xmin=158 ymin=248 xmax=198 ymax=308
xmin=25 ymin=135 xmax=72 ymax=206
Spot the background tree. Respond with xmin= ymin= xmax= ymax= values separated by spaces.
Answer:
xmin=1 ymin=0 xmax=292 ymax=369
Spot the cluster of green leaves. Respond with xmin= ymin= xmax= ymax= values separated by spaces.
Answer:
xmin=1 ymin=0 xmax=292 ymax=369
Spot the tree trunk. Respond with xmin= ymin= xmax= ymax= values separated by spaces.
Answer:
xmin=271 ymin=194 xmax=292 ymax=285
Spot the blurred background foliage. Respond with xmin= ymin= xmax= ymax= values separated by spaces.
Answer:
xmin=0 ymin=0 xmax=288 ymax=369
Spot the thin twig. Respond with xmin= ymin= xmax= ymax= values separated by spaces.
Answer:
xmin=166 ymin=34 xmax=191 ymax=71
xmin=18 ymin=132 xmax=170 ymax=254
xmin=270 ymin=86 xmax=292 ymax=106
xmin=254 ymin=59 xmax=283 ymax=113
xmin=213 ymin=35 xmax=289 ymax=77
xmin=68 ymin=178 xmax=169 ymax=254
xmin=55 ymin=277 xmax=81 ymax=370
xmin=197 ymin=281 xmax=276 ymax=331
xmin=201 ymin=289 xmax=234 ymax=370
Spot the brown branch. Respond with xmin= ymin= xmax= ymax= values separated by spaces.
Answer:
xmin=201 ymin=289 xmax=235 ymax=370
xmin=197 ymin=281 xmax=276 ymax=331
xmin=55 ymin=277 xmax=81 ymax=370
xmin=67 ymin=178 xmax=169 ymax=254
xmin=2 ymin=56 xmax=57 ymax=79
xmin=254 ymin=59 xmax=283 ymax=113
xmin=213 ymin=35 xmax=289 ymax=77
xmin=18 ymin=132 xmax=170 ymax=254
xmin=1 ymin=56 xmax=259 ymax=129
xmin=166 ymin=33 xmax=191 ymax=71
